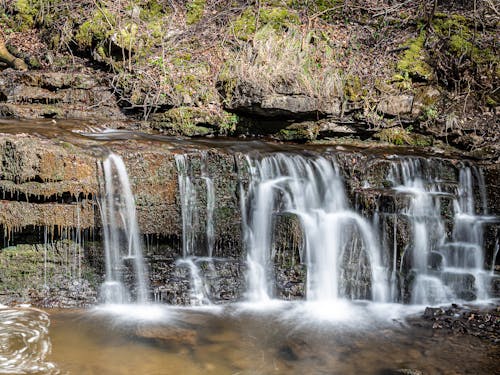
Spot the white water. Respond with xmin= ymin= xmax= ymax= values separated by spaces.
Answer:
xmin=201 ymin=151 xmax=216 ymax=258
xmin=242 ymin=154 xmax=388 ymax=304
xmin=176 ymin=258 xmax=212 ymax=306
xmin=390 ymin=160 xmax=493 ymax=304
xmin=100 ymin=153 xmax=148 ymax=304
xmin=449 ymin=167 xmax=492 ymax=299
xmin=175 ymin=154 xmax=214 ymax=305
xmin=175 ymin=154 xmax=198 ymax=258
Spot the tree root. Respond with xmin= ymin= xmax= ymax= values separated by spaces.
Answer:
xmin=0 ymin=36 xmax=28 ymax=71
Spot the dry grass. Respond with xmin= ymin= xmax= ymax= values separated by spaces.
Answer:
xmin=222 ymin=25 xmax=344 ymax=101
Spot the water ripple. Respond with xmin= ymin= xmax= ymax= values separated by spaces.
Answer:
xmin=0 ymin=305 xmax=58 ymax=374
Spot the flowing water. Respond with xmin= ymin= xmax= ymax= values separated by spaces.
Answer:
xmin=175 ymin=153 xmax=215 ymax=305
xmin=99 ymin=153 xmax=148 ymax=304
xmin=0 ymin=305 xmax=57 ymax=374
xmin=389 ymin=159 xmax=495 ymax=304
xmin=2 ymin=303 xmax=498 ymax=375
xmin=242 ymin=154 xmax=388 ymax=303
xmin=0 ymin=122 xmax=499 ymax=374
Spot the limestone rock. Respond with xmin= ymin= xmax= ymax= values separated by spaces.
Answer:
xmin=411 ymin=86 xmax=441 ymax=117
xmin=0 ymin=70 xmax=125 ymax=120
xmin=377 ymin=95 xmax=414 ymax=117
xmin=135 ymin=324 xmax=198 ymax=346
xmin=224 ymin=81 xmax=341 ymax=118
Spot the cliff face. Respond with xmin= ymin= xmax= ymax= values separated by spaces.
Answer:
xmin=0 ymin=128 xmax=497 ymax=307
xmin=0 ymin=1 xmax=498 ymax=159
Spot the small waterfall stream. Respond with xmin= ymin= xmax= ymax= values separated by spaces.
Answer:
xmin=99 ymin=153 xmax=148 ymax=304
xmin=242 ymin=153 xmax=388 ymax=304
xmin=97 ymin=148 xmax=496 ymax=308
xmin=389 ymin=159 xmax=494 ymax=304
xmin=175 ymin=153 xmax=213 ymax=306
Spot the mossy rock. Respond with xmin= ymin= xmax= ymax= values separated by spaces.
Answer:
xmin=276 ymin=122 xmax=319 ymax=142
xmin=395 ymin=32 xmax=433 ymax=82
xmin=150 ymin=106 xmax=238 ymax=136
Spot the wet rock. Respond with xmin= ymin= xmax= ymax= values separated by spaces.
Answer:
xmin=224 ymin=81 xmax=341 ymax=119
xmin=0 ymin=242 xmax=99 ymax=307
xmin=135 ymin=324 xmax=198 ymax=346
xmin=278 ymin=338 xmax=316 ymax=361
xmin=379 ymin=369 xmax=424 ymax=375
xmin=417 ymin=303 xmax=500 ymax=342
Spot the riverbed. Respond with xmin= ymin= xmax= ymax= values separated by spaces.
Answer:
xmin=1 ymin=302 xmax=499 ymax=375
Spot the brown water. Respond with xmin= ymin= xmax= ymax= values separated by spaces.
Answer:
xmin=2 ymin=303 xmax=498 ymax=375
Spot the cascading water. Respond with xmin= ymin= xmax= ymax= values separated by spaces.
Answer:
xmin=242 ymin=153 xmax=388 ymax=304
xmin=389 ymin=158 xmax=452 ymax=304
xmin=389 ymin=159 xmax=493 ymax=304
xmin=100 ymin=153 xmax=148 ymax=304
xmin=175 ymin=153 xmax=213 ymax=305
xmin=446 ymin=167 xmax=493 ymax=299
xmin=202 ymin=151 xmax=216 ymax=258
xmin=175 ymin=154 xmax=198 ymax=259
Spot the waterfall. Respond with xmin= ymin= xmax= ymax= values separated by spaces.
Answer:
xmin=389 ymin=158 xmax=451 ymax=304
xmin=242 ymin=153 xmax=388 ymax=303
xmin=389 ymin=159 xmax=493 ymax=304
xmin=99 ymin=153 xmax=149 ymax=304
xmin=447 ymin=167 xmax=490 ymax=299
xmin=175 ymin=154 xmax=198 ymax=258
xmin=201 ymin=151 xmax=215 ymax=258
xmin=176 ymin=258 xmax=212 ymax=306
xmin=175 ymin=153 xmax=213 ymax=305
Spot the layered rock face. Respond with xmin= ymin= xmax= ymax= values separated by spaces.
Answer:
xmin=0 ymin=70 xmax=125 ymax=121
xmin=0 ymin=129 xmax=498 ymax=307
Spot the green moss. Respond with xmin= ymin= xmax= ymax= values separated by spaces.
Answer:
xmin=432 ymin=14 xmax=497 ymax=66
xmin=277 ymin=122 xmax=319 ymax=142
xmin=11 ymin=0 xmax=60 ymax=30
xmin=375 ymin=127 xmax=413 ymax=146
xmin=375 ymin=127 xmax=432 ymax=147
xmin=232 ymin=6 xmax=299 ymax=41
xmin=344 ymin=75 xmax=366 ymax=102
xmin=420 ymin=105 xmax=438 ymax=121
xmin=396 ymin=32 xmax=433 ymax=82
xmin=485 ymin=96 xmax=497 ymax=107
xmin=260 ymin=6 xmax=299 ymax=29
xmin=232 ymin=9 xmax=257 ymax=41
xmin=288 ymin=0 xmax=343 ymax=21
xmin=115 ymin=22 xmax=139 ymax=51
xmin=219 ymin=111 xmax=239 ymax=134
xmin=75 ymin=7 xmax=116 ymax=48
xmin=186 ymin=0 xmax=206 ymax=25
xmin=152 ymin=107 xmax=238 ymax=136
xmin=14 ymin=0 xmax=35 ymax=27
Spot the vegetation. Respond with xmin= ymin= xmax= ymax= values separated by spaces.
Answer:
xmin=0 ymin=0 xmax=497 ymax=152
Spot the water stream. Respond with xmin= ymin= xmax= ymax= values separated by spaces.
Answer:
xmin=242 ymin=154 xmax=388 ymax=303
xmin=99 ymin=153 xmax=148 ymax=304
xmin=0 ymin=123 xmax=498 ymax=374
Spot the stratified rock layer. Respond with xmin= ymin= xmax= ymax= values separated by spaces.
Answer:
xmin=0 ymin=130 xmax=498 ymax=307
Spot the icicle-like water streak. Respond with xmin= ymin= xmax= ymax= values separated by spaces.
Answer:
xmin=100 ymin=153 xmax=149 ymax=304
xmin=175 ymin=154 xmax=198 ymax=258
xmin=175 ymin=153 xmax=216 ymax=305
xmin=243 ymin=153 xmax=388 ymax=303
xmin=201 ymin=152 xmax=215 ymax=258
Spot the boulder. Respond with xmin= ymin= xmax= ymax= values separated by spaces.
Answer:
xmin=377 ymin=95 xmax=414 ymax=117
